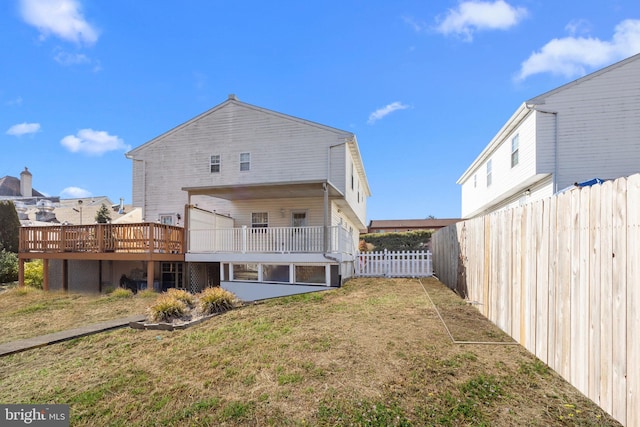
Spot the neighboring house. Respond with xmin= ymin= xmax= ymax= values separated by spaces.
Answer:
xmin=458 ymin=53 xmax=640 ymax=219
xmin=2 ymin=168 xmax=136 ymax=225
xmin=19 ymin=95 xmax=371 ymax=299
xmin=367 ymin=219 xmax=461 ymax=234
xmin=1 ymin=168 xmax=60 ymax=214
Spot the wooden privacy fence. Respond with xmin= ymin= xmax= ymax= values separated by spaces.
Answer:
xmin=356 ymin=250 xmax=432 ymax=277
xmin=431 ymin=173 xmax=640 ymax=427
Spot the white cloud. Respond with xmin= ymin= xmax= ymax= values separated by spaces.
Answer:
xmin=60 ymin=129 xmax=130 ymax=155
xmin=403 ymin=16 xmax=427 ymax=33
xmin=20 ymin=0 xmax=99 ymax=45
xmin=368 ymin=102 xmax=409 ymax=124
xmin=6 ymin=96 xmax=23 ymax=106
xmin=54 ymin=49 xmax=90 ymax=66
xmin=517 ymin=19 xmax=640 ymax=81
xmin=436 ymin=0 xmax=528 ymax=41
xmin=60 ymin=186 xmax=92 ymax=198
xmin=565 ymin=19 xmax=591 ymax=36
xmin=6 ymin=122 xmax=41 ymax=136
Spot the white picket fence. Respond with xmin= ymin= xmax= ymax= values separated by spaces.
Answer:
xmin=355 ymin=250 xmax=433 ymax=278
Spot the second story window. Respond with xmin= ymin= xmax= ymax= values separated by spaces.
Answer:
xmin=486 ymin=159 xmax=492 ymax=187
xmin=240 ymin=152 xmax=250 ymax=171
xmin=511 ymin=134 xmax=520 ymax=167
xmin=351 ymin=163 xmax=354 ymax=190
xmin=251 ymin=212 xmax=268 ymax=228
xmin=210 ymin=155 xmax=221 ymax=173
xmin=473 ymin=174 xmax=477 ymax=188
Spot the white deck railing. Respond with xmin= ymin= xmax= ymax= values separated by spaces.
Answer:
xmin=189 ymin=225 xmax=352 ymax=254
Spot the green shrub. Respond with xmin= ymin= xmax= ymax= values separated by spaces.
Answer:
xmin=165 ymin=288 xmax=196 ymax=308
xmin=360 ymin=230 xmax=432 ymax=252
xmin=0 ymin=250 xmax=18 ymax=283
xmin=24 ymin=259 xmax=44 ymax=289
xmin=147 ymin=295 xmax=187 ymax=322
xmin=198 ymin=287 xmax=236 ymax=315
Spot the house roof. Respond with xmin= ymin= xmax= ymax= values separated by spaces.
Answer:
xmin=0 ymin=175 xmax=45 ymax=197
xmin=126 ymin=94 xmax=371 ymax=197
xmin=527 ymin=52 xmax=640 ymax=106
xmin=368 ymin=219 xmax=461 ymax=230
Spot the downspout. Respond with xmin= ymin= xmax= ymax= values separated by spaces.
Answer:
xmin=526 ymin=104 xmax=558 ymax=193
xmin=323 ymin=138 xmax=353 ymax=263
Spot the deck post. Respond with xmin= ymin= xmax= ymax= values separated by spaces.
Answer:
xmin=18 ymin=258 xmax=25 ymax=287
xmin=43 ymin=259 xmax=49 ymax=291
xmin=147 ymin=261 xmax=155 ymax=292
xmin=62 ymin=260 xmax=68 ymax=292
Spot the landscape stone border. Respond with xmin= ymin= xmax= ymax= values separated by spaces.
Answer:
xmin=129 ymin=313 xmax=220 ymax=331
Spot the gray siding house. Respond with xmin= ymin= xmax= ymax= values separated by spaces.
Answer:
xmin=125 ymin=95 xmax=370 ymax=299
xmin=458 ymin=53 xmax=640 ymax=219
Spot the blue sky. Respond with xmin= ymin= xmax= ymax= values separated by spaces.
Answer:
xmin=1 ymin=0 xmax=639 ymax=220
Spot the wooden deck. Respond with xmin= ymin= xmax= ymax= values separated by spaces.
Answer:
xmin=19 ymin=223 xmax=185 ymax=261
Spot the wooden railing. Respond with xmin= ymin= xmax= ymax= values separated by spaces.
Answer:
xmin=20 ymin=223 xmax=184 ymax=254
xmin=188 ymin=225 xmax=354 ymax=254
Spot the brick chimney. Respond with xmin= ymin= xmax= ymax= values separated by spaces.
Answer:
xmin=20 ymin=167 xmax=32 ymax=197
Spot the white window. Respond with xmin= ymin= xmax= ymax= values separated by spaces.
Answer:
xmin=473 ymin=174 xmax=477 ymax=188
xmin=159 ymin=214 xmax=173 ymax=225
xmin=486 ymin=159 xmax=492 ymax=187
xmin=210 ymin=155 xmax=221 ymax=173
xmin=292 ymin=212 xmax=307 ymax=227
xmin=511 ymin=134 xmax=519 ymax=168
xmin=351 ymin=163 xmax=354 ymax=190
xmin=240 ymin=152 xmax=250 ymax=171
xmin=251 ymin=212 xmax=268 ymax=228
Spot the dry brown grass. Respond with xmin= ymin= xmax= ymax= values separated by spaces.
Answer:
xmin=0 ymin=286 xmax=155 ymax=344
xmin=0 ymin=278 xmax=621 ymax=426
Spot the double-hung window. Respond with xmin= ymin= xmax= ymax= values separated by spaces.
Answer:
xmin=486 ymin=159 xmax=492 ymax=187
xmin=240 ymin=152 xmax=250 ymax=171
xmin=210 ymin=155 xmax=221 ymax=173
xmin=251 ymin=212 xmax=268 ymax=228
xmin=511 ymin=134 xmax=520 ymax=168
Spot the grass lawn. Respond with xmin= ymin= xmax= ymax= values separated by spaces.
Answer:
xmin=0 ymin=278 xmax=621 ymax=426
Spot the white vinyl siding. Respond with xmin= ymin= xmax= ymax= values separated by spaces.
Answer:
xmin=459 ymin=111 xmax=538 ymax=218
xmin=127 ymin=100 xmax=369 ymax=228
xmin=459 ymin=54 xmax=640 ymax=218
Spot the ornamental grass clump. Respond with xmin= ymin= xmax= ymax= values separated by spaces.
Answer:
xmin=108 ymin=288 xmax=134 ymax=299
xmin=198 ymin=287 xmax=236 ymax=315
xmin=147 ymin=295 xmax=187 ymax=323
xmin=165 ymin=288 xmax=196 ymax=308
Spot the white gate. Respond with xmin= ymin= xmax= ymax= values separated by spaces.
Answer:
xmin=356 ymin=250 xmax=432 ymax=278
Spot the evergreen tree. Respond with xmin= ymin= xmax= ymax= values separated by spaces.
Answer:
xmin=0 ymin=201 xmax=20 ymax=252
xmin=95 ymin=203 xmax=112 ymax=224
